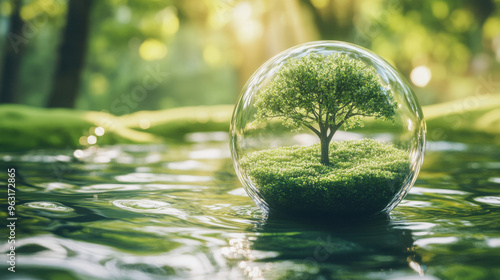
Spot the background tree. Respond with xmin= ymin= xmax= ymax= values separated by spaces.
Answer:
xmin=255 ymin=53 xmax=397 ymax=166
xmin=0 ymin=0 xmax=496 ymax=110
xmin=47 ymin=0 xmax=94 ymax=108
xmin=0 ymin=0 xmax=25 ymax=104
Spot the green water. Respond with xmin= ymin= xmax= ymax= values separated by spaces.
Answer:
xmin=1 ymin=134 xmax=500 ymax=279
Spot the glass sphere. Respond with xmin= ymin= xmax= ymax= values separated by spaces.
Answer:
xmin=230 ymin=41 xmax=425 ymax=218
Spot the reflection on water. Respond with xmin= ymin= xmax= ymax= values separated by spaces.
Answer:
xmin=0 ymin=136 xmax=500 ymax=279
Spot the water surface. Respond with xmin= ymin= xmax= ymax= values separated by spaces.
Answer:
xmin=1 ymin=134 xmax=500 ymax=279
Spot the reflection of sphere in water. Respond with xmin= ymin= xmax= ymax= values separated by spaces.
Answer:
xmin=241 ymin=215 xmax=421 ymax=278
xmin=230 ymin=41 xmax=425 ymax=217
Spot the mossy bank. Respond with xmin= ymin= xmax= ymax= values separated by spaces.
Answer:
xmin=1 ymin=94 xmax=500 ymax=151
xmin=240 ymin=139 xmax=410 ymax=217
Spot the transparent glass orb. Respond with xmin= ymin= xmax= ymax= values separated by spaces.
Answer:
xmin=230 ymin=41 xmax=425 ymax=217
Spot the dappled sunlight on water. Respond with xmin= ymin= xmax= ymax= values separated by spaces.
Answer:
xmin=1 ymin=135 xmax=500 ymax=279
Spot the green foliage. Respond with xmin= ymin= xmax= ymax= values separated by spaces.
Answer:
xmin=255 ymin=53 xmax=397 ymax=136
xmin=1 ymin=0 xmax=499 ymax=110
xmin=255 ymin=52 xmax=397 ymax=165
xmin=240 ymin=139 xmax=410 ymax=216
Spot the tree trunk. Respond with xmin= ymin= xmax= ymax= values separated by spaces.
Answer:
xmin=320 ymin=135 xmax=330 ymax=166
xmin=0 ymin=0 xmax=24 ymax=104
xmin=47 ymin=0 xmax=94 ymax=108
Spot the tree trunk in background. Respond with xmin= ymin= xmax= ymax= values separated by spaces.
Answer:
xmin=233 ymin=0 xmax=319 ymax=90
xmin=47 ymin=0 xmax=94 ymax=108
xmin=305 ymin=0 xmax=357 ymax=42
xmin=0 ymin=0 xmax=25 ymax=104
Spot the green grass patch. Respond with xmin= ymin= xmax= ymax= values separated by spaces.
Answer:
xmin=119 ymin=105 xmax=233 ymax=140
xmin=240 ymin=139 xmax=410 ymax=217
xmin=0 ymin=105 xmax=160 ymax=151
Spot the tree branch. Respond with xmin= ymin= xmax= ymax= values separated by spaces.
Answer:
xmin=341 ymin=103 xmax=356 ymax=122
xmin=327 ymin=119 xmax=345 ymax=140
xmin=305 ymin=124 xmax=321 ymax=137
xmin=264 ymin=113 xmax=314 ymax=122
xmin=311 ymin=108 xmax=319 ymax=120
xmin=337 ymin=102 xmax=351 ymax=112
xmin=317 ymin=106 xmax=325 ymax=133
xmin=349 ymin=113 xmax=372 ymax=117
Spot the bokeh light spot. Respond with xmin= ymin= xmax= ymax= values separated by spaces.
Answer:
xmin=73 ymin=149 xmax=84 ymax=158
xmin=233 ymin=2 xmax=252 ymax=21
xmin=431 ymin=1 xmax=449 ymax=19
xmin=159 ymin=7 xmax=179 ymax=36
xmin=411 ymin=66 xmax=432 ymax=87
xmin=116 ymin=6 xmax=131 ymax=24
xmin=20 ymin=5 xmax=36 ymax=21
xmin=87 ymin=135 xmax=97 ymax=145
xmin=79 ymin=136 xmax=88 ymax=146
xmin=95 ymin=127 xmax=105 ymax=136
xmin=139 ymin=119 xmax=151 ymax=130
xmin=483 ymin=17 xmax=500 ymax=40
xmin=450 ymin=9 xmax=473 ymax=32
xmin=139 ymin=39 xmax=168 ymax=61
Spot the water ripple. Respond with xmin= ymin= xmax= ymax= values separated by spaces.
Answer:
xmin=24 ymin=201 xmax=74 ymax=212
xmin=414 ymin=236 xmax=458 ymax=247
xmin=410 ymin=187 xmax=469 ymax=195
xmin=474 ymin=196 xmax=500 ymax=206
xmin=5 ymin=141 xmax=500 ymax=279
xmin=426 ymin=141 xmax=468 ymax=152
xmin=112 ymin=199 xmax=187 ymax=218
xmin=189 ymin=148 xmax=231 ymax=159
xmin=228 ymin=188 xmax=248 ymax=196
xmin=489 ymin=177 xmax=500 ymax=184
xmin=40 ymin=182 xmax=76 ymax=192
xmin=185 ymin=132 xmax=229 ymax=143
xmin=487 ymin=238 xmax=500 ymax=248
xmin=78 ymin=183 xmax=207 ymax=193
xmin=115 ymin=172 xmax=212 ymax=183
xmin=165 ymin=160 xmax=205 ymax=170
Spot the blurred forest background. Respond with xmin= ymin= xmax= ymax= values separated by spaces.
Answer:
xmin=0 ymin=0 xmax=499 ymax=114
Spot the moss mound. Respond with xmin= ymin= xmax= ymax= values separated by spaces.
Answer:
xmin=240 ymin=139 xmax=410 ymax=217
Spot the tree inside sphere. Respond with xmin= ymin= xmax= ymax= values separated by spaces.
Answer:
xmin=230 ymin=41 xmax=425 ymax=218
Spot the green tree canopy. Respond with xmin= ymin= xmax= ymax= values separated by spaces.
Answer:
xmin=255 ymin=52 xmax=397 ymax=165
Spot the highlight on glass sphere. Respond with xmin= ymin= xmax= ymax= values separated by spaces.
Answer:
xmin=230 ymin=41 xmax=426 ymax=218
